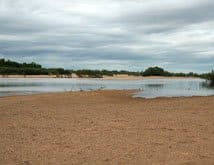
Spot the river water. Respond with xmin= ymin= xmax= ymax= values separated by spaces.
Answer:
xmin=0 ymin=78 xmax=213 ymax=98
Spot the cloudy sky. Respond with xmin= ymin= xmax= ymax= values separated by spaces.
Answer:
xmin=0 ymin=0 xmax=214 ymax=72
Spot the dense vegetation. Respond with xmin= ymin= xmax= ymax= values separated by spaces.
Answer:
xmin=0 ymin=59 xmax=71 ymax=76
xmin=0 ymin=58 xmax=212 ymax=80
xmin=0 ymin=58 xmax=42 ymax=68
xmin=142 ymin=67 xmax=200 ymax=77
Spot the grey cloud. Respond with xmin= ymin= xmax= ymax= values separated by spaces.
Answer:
xmin=0 ymin=0 xmax=213 ymax=72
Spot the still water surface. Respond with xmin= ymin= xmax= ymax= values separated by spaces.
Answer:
xmin=0 ymin=78 xmax=213 ymax=98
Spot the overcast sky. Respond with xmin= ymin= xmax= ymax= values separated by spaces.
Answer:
xmin=0 ymin=0 xmax=214 ymax=72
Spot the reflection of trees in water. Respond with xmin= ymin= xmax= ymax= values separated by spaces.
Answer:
xmin=201 ymin=81 xmax=214 ymax=89
xmin=145 ymin=84 xmax=164 ymax=90
xmin=0 ymin=83 xmax=41 ymax=87
xmin=210 ymin=79 xmax=214 ymax=87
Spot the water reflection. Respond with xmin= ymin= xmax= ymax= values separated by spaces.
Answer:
xmin=201 ymin=81 xmax=214 ymax=89
xmin=145 ymin=84 xmax=164 ymax=89
xmin=0 ymin=78 xmax=214 ymax=98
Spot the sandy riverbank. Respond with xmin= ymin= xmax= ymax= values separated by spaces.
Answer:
xmin=0 ymin=90 xmax=214 ymax=164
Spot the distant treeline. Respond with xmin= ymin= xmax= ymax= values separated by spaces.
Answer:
xmin=0 ymin=59 xmax=71 ymax=75
xmin=0 ymin=58 xmax=213 ymax=83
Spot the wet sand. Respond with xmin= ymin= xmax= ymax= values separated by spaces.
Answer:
xmin=0 ymin=90 xmax=214 ymax=164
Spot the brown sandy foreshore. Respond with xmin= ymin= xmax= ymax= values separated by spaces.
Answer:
xmin=0 ymin=90 xmax=214 ymax=164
